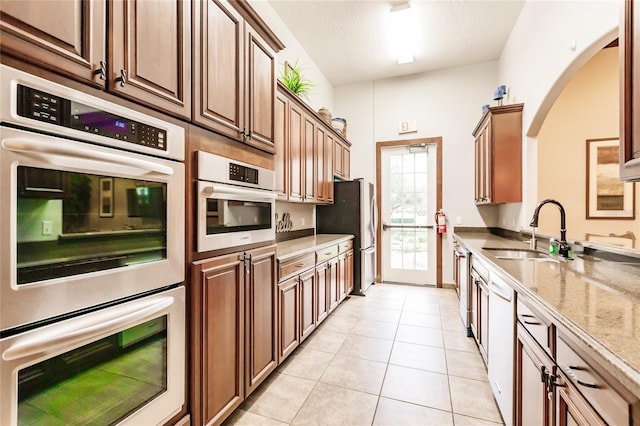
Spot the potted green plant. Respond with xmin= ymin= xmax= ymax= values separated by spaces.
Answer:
xmin=280 ymin=59 xmax=314 ymax=99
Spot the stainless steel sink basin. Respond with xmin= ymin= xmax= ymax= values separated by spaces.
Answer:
xmin=483 ymin=247 xmax=558 ymax=261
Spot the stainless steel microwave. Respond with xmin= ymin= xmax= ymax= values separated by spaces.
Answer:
xmin=196 ymin=151 xmax=276 ymax=252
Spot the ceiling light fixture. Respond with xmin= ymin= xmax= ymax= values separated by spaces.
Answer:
xmin=389 ymin=1 xmax=416 ymax=65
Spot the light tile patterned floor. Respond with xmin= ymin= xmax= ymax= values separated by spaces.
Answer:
xmin=225 ymin=284 xmax=504 ymax=426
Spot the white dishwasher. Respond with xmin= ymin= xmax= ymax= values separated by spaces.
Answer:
xmin=487 ymin=274 xmax=515 ymax=426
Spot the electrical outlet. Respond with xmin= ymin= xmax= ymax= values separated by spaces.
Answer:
xmin=455 ymin=216 xmax=462 ymax=225
xmin=42 ymin=221 xmax=53 ymax=236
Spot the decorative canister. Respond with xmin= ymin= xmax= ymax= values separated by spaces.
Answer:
xmin=318 ymin=107 xmax=332 ymax=123
xmin=332 ymin=118 xmax=347 ymax=138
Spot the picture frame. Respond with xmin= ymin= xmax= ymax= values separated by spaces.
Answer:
xmin=99 ymin=177 xmax=114 ymax=218
xmin=586 ymin=138 xmax=635 ymax=219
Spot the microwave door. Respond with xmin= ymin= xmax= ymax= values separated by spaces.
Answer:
xmin=197 ymin=181 xmax=276 ymax=252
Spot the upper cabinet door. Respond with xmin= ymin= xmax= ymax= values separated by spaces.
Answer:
xmin=193 ymin=0 xmax=244 ymax=140
xmin=620 ymin=0 xmax=640 ymax=181
xmin=108 ymin=0 xmax=191 ymax=119
xmin=0 ymin=0 xmax=106 ymax=87
xmin=245 ymin=27 xmax=276 ymax=153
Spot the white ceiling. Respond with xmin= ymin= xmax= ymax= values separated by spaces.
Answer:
xmin=267 ymin=0 xmax=525 ymax=86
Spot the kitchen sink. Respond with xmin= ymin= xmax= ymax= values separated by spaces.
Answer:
xmin=482 ymin=247 xmax=559 ymax=261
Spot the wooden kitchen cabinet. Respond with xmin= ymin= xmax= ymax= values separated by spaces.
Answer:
xmin=0 ymin=0 xmax=106 ymax=88
xmin=470 ymin=259 xmax=490 ymax=363
xmin=299 ymin=268 xmax=316 ymax=341
xmin=288 ymin=102 xmax=305 ymax=202
xmin=274 ymin=92 xmax=289 ymax=199
xmin=620 ymin=0 xmax=640 ymax=180
xmin=244 ymin=246 xmax=278 ymax=395
xmin=472 ymin=103 xmax=523 ymax=204
xmin=327 ymin=257 xmax=340 ymax=313
xmin=278 ymin=276 xmax=299 ymax=360
xmin=191 ymin=251 xmax=245 ymax=426
xmin=109 ymin=0 xmax=191 ymax=119
xmin=515 ymin=323 xmax=555 ymax=426
xmin=334 ymin=138 xmax=351 ymax=180
xmin=191 ymin=244 xmax=277 ymax=426
xmin=340 ymin=249 xmax=354 ymax=297
xmin=315 ymin=261 xmax=330 ymax=325
xmin=304 ymin=114 xmax=317 ymax=202
xmin=277 ymin=253 xmax=316 ymax=362
xmin=324 ymin=133 xmax=335 ymax=203
xmin=193 ymin=0 xmax=282 ymax=153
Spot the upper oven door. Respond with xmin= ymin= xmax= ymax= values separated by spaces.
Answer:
xmin=0 ymin=126 xmax=185 ymax=331
xmin=197 ymin=180 xmax=276 ymax=253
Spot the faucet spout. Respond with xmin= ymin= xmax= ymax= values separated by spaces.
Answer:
xmin=529 ymin=199 xmax=570 ymax=258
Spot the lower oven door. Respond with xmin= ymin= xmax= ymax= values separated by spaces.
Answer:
xmin=197 ymin=180 xmax=276 ymax=252
xmin=0 ymin=286 xmax=185 ymax=426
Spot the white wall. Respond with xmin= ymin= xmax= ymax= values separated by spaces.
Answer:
xmin=334 ymin=61 xmax=502 ymax=284
xmin=497 ymin=1 xmax=619 ymax=231
xmin=249 ymin=0 xmax=335 ymax=113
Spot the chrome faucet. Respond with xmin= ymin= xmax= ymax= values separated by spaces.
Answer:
xmin=529 ymin=199 xmax=571 ymax=258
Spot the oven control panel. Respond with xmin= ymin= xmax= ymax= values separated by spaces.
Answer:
xmin=16 ymin=85 xmax=167 ymax=151
xmin=229 ymin=162 xmax=259 ymax=185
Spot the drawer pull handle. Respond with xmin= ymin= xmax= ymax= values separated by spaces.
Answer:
xmin=521 ymin=313 xmax=535 ymax=318
xmin=523 ymin=320 xmax=543 ymax=326
xmin=576 ymin=379 xmax=599 ymax=389
xmin=295 ymin=263 xmax=305 ymax=267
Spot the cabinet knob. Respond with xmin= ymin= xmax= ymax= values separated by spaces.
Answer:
xmin=116 ymin=69 xmax=127 ymax=87
xmin=95 ymin=60 xmax=107 ymax=81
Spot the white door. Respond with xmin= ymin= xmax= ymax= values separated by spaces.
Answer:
xmin=380 ymin=145 xmax=437 ymax=285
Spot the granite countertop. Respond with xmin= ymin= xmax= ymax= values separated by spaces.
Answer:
xmin=454 ymin=231 xmax=640 ymax=398
xmin=276 ymin=234 xmax=354 ymax=262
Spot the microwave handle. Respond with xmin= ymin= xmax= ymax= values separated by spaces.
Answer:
xmin=2 ymin=296 xmax=174 ymax=362
xmin=2 ymin=138 xmax=174 ymax=176
xmin=203 ymin=183 xmax=277 ymax=200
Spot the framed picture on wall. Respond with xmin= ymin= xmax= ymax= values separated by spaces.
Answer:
xmin=586 ymin=138 xmax=635 ymax=219
xmin=99 ymin=177 xmax=114 ymax=218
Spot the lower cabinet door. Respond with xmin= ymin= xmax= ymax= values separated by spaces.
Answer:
xmin=299 ymin=269 xmax=316 ymax=342
xmin=315 ymin=262 xmax=329 ymax=324
xmin=278 ymin=276 xmax=299 ymax=361
xmin=245 ymin=246 xmax=278 ymax=396
xmin=515 ymin=324 xmax=554 ymax=426
xmin=192 ymin=253 xmax=245 ymax=426
xmin=328 ymin=257 xmax=339 ymax=313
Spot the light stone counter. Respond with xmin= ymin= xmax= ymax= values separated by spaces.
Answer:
xmin=455 ymin=231 xmax=640 ymax=398
xmin=276 ymin=234 xmax=354 ymax=262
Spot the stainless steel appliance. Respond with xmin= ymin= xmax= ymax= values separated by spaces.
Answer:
xmin=317 ymin=179 xmax=377 ymax=295
xmin=454 ymin=243 xmax=472 ymax=336
xmin=197 ymin=151 xmax=276 ymax=252
xmin=1 ymin=286 xmax=185 ymax=426
xmin=0 ymin=65 xmax=186 ymax=331
xmin=0 ymin=66 xmax=186 ymax=425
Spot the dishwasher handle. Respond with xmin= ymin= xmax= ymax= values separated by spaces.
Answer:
xmin=489 ymin=279 xmax=513 ymax=302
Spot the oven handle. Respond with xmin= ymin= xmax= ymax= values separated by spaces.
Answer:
xmin=2 ymin=296 xmax=174 ymax=361
xmin=203 ymin=183 xmax=277 ymax=200
xmin=2 ymin=138 xmax=174 ymax=176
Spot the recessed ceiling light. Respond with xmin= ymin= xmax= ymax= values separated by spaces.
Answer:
xmin=388 ymin=1 xmax=417 ymax=65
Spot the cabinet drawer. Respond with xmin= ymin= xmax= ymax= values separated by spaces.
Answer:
xmin=316 ymin=245 xmax=339 ymax=263
xmin=279 ymin=254 xmax=315 ymax=281
xmin=517 ymin=299 xmax=554 ymax=358
xmin=557 ymin=335 xmax=633 ymax=426
xmin=338 ymin=240 xmax=353 ymax=254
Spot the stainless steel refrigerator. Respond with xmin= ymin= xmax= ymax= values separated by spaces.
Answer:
xmin=317 ymin=179 xmax=377 ymax=295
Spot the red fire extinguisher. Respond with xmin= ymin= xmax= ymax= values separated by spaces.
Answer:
xmin=435 ymin=209 xmax=447 ymax=234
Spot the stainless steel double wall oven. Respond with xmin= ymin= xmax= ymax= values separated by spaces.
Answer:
xmin=0 ymin=65 xmax=186 ymax=425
